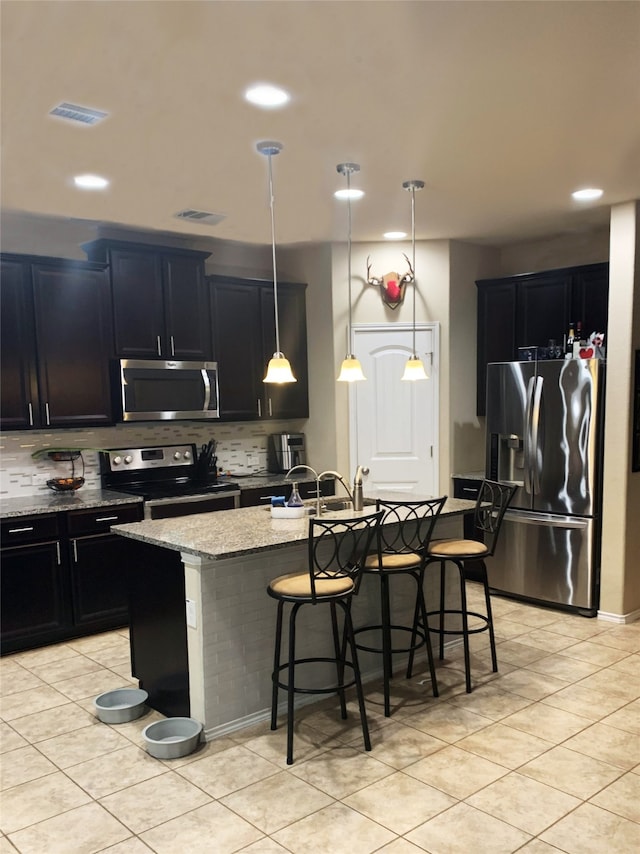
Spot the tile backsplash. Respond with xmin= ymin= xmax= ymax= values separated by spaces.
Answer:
xmin=0 ymin=420 xmax=305 ymax=498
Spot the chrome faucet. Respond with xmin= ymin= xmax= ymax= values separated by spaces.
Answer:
xmin=352 ymin=465 xmax=370 ymax=511
xmin=285 ymin=464 xmax=321 ymax=515
xmin=318 ymin=470 xmax=354 ymax=508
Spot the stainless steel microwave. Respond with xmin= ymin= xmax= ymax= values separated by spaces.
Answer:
xmin=115 ymin=359 xmax=220 ymax=421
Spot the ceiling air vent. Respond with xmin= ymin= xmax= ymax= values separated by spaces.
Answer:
xmin=49 ymin=102 xmax=108 ymax=125
xmin=173 ymin=209 xmax=226 ymax=226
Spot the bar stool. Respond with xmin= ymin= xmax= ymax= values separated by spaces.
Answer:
xmin=419 ymin=480 xmax=517 ymax=693
xmin=267 ymin=509 xmax=384 ymax=765
xmin=354 ymin=496 xmax=447 ymax=717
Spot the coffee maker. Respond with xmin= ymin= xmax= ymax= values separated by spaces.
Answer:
xmin=267 ymin=433 xmax=307 ymax=473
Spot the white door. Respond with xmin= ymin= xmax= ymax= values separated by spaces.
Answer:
xmin=349 ymin=324 xmax=439 ymax=495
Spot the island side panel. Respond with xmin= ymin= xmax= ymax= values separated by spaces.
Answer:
xmin=181 ymin=513 xmax=463 ymax=739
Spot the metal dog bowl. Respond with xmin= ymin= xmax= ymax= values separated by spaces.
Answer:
xmin=142 ymin=717 xmax=203 ymax=759
xmin=94 ymin=688 xmax=148 ymax=724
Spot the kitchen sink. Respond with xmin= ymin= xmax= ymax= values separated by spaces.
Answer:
xmin=320 ymin=497 xmax=376 ymax=512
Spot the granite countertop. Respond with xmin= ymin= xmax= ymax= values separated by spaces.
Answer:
xmin=451 ymin=471 xmax=485 ymax=480
xmin=112 ymin=494 xmax=476 ymax=561
xmin=0 ymin=489 xmax=143 ymax=519
xmin=222 ymin=473 xmax=327 ymax=490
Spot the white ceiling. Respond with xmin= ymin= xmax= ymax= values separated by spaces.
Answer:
xmin=2 ymin=1 xmax=639 ymax=249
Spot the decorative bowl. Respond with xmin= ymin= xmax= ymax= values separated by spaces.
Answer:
xmin=47 ymin=477 xmax=85 ymax=492
xmin=94 ymin=688 xmax=148 ymax=724
xmin=142 ymin=717 xmax=203 ymax=759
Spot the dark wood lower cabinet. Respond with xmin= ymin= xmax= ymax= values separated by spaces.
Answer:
xmin=0 ymin=540 xmax=73 ymax=652
xmin=70 ymin=533 xmax=131 ymax=630
xmin=127 ymin=539 xmax=190 ymax=718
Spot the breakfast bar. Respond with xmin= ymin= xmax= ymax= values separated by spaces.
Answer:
xmin=112 ymin=496 xmax=475 ymax=740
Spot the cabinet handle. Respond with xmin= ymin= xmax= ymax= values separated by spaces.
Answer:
xmin=72 ymin=540 xmax=78 ymax=562
xmin=28 ymin=402 xmax=34 ymax=426
xmin=268 ymin=398 xmax=272 ymax=417
xmin=462 ymin=487 xmax=478 ymax=495
xmin=56 ymin=542 xmax=61 ymax=565
xmin=8 ymin=526 xmax=35 ymax=534
xmin=45 ymin=402 xmax=50 ymax=425
xmin=95 ymin=515 xmax=119 ymax=523
xmin=170 ymin=335 xmax=175 ymax=357
xmin=156 ymin=335 xmax=162 ymax=356
xmin=258 ymin=495 xmax=276 ymax=501
xmin=257 ymin=398 xmax=262 ymax=417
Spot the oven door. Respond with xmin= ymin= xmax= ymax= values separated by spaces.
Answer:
xmin=144 ymin=491 xmax=240 ymax=520
xmin=117 ymin=359 xmax=219 ymax=421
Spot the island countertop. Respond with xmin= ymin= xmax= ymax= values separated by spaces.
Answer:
xmin=111 ymin=494 xmax=476 ymax=561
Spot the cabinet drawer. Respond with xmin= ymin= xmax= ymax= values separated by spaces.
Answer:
xmin=453 ymin=478 xmax=483 ymax=500
xmin=1 ymin=514 xmax=59 ymax=545
xmin=66 ymin=503 xmax=143 ymax=536
xmin=240 ymin=479 xmax=335 ymax=507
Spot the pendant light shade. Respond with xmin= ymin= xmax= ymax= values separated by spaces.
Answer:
xmin=257 ymin=140 xmax=296 ymax=385
xmin=401 ymin=179 xmax=429 ymax=381
xmin=336 ymin=162 xmax=366 ymax=382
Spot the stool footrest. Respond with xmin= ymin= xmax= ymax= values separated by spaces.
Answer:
xmin=424 ymin=609 xmax=491 ymax=636
xmin=353 ymin=623 xmax=429 ymax=656
xmin=274 ymin=657 xmax=358 ymax=696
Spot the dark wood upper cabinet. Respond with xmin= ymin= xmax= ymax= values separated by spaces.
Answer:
xmin=0 ymin=257 xmax=39 ymax=429
xmin=476 ymin=262 xmax=609 ymax=415
xmin=0 ymin=254 xmax=114 ymax=430
xmin=208 ymin=276 xmax=309 ymax=421
xmin=83 ymin=240 xmax=211 ymax=361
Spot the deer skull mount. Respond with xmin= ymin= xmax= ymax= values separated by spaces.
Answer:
xmin=366 ymin=254 xmax=414 ymax=309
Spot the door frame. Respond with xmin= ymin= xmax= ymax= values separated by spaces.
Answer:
xmin=348 ymin=322 xmax=440 ymax=495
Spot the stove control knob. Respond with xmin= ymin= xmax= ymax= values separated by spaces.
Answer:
xmin=112 ymin=455 xmax=122 ymax=466
xmin=173 ymin=451 xmax=182 ymax=460
xmin=124 ymin=455 xmax=133 ymax=464
xmin=184 ymin=450 xmax=192 ymax=459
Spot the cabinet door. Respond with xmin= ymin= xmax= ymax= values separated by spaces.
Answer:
xmin=0 ymin=540 xmax=72 ymax=653
xmin=162 ymin=255 xmax=211 ymax=360
xmin=210 ymin=281 xmax=263 ymax=420
xmin=517 ymin=271 xmax=572 ymax=349
xmin=476 ymin=280 xmax=517 ymax=416
xmin=571 ymin=263 xmax=609 ymax=340
xmin=32 ymin=263 xmax=114 ymax=427
xmin=261 ymin=284 xmax=310 ymax=419
xmin=110 ymin=248 xmax=165 ymax=358
xmin=0 ymin=257 xmax=39 ymax=429
xmin=69 ymin=533 xmax=130 ymax=630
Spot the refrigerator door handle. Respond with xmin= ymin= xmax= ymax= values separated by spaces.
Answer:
xmin=504 ymin=509 xmax=589 ymax=529
xmin=530 ymin=376 xmax=544 ymax=494
xmin=523 ymin=377 xmax=536 ymax=493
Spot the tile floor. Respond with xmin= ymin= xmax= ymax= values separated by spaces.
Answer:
xmin=1 ymin=586 xmax=639 ymax=854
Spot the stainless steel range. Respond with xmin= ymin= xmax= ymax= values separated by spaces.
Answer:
xmin=100 ymin=444 xmax=240 ymax=520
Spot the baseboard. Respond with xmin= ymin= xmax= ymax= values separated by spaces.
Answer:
xmin=596 ymin=607 xmax=640 ymax=624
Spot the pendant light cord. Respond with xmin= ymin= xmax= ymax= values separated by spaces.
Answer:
xmin=346 ymin=168 xmax=353 ymax=356
xmin=411 ymin=185 xmax=417 ymax=357
xmin=267 ymin=151 xmax=281 ymax=356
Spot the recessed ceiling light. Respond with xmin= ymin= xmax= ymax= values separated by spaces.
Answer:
xmin=244 ymin=84 xmax=290 ymax=108
xmin=572 ymin=187 xmax=603 ymax=201
xmin=74 ymin=174 xmax=109 ymax=189
xmin=384 ymin=231 xmax=407 ymax=240
xmin=334 ymin=188 xmax=365 ymax=200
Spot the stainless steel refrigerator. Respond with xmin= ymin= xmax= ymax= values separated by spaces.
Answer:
xmin=485 ymin=358 xmax=605 ymax=615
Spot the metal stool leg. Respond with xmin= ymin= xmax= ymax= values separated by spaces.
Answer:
xmin=457 ymin=562 xmax=472 ymax=693
xmin=271 ymin=600 xmax=284 ymax=730
xmin=380 ymin=572 xmax=393 ymax=717
xmin=439 ymin=560 xmax=446 ymax=660
xmin=416 ymin=571 xmax=439 ymax=697
xmin=286 ymin=603 xmax=300 ymax=765
xmin=343 ymin=601 xmax=371 ymax=752
xmin=480 ymin=562 xmax=498 ymax=672
xmin=331 ymin=602 xmax=348 ymax=719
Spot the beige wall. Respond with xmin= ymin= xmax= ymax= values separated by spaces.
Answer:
xmin=600 ymin=201 xmax=640 ymax=618
xmin=498 ymin=228 xmax=610 ymax=275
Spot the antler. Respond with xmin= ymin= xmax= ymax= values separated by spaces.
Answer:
xmin=399 ymin=252 xmax=414 ymax=283
xmin=366 ymin=255 xmax=384 ymax=287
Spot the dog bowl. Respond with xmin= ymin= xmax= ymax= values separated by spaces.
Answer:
xmin=94 ymin=688 xmax=148 ymax=724
xmin=142 ymin=717 xmax=203 ymax=759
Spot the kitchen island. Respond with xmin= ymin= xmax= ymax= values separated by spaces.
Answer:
xmin=112 ymin=496 xmax=475 ymax=739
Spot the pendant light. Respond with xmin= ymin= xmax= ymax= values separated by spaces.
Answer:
xmin=401 ymin=179 xmax=429 ymax=381
xmin=257 ymin=140 xmax=296 ymax=384
xmin=337 ymin=162 xmax=366 ymax=382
